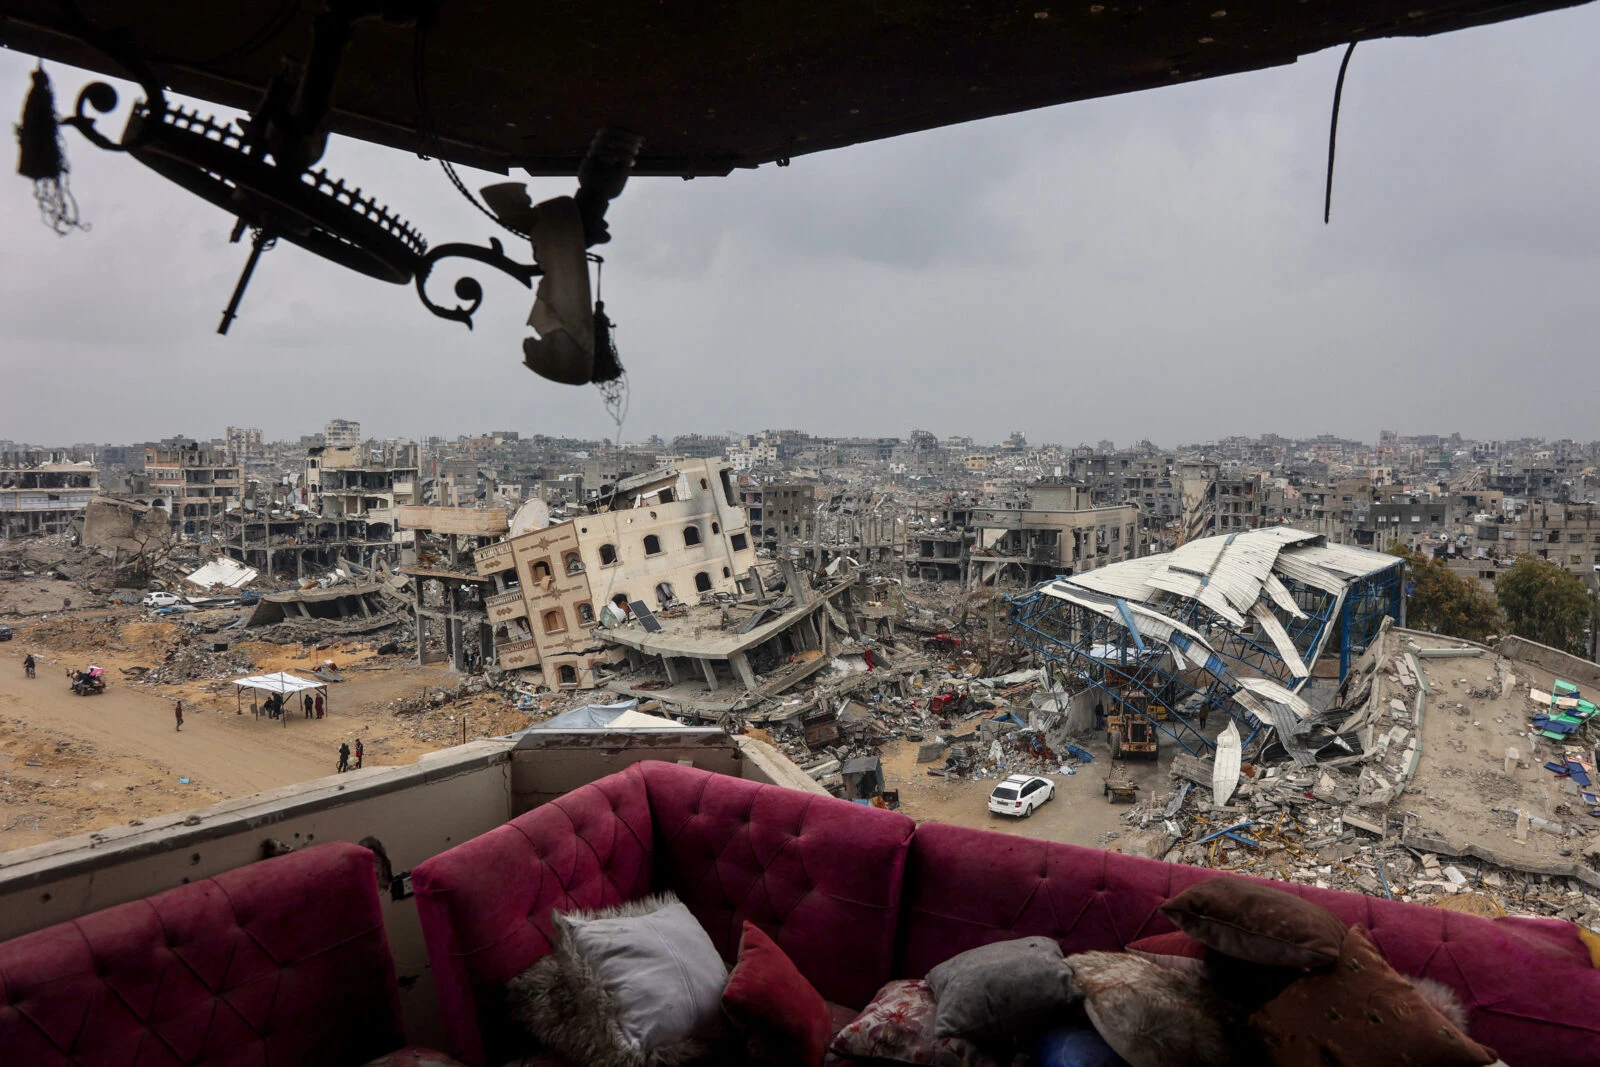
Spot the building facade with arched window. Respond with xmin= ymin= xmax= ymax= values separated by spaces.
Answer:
xmin=472 ymin=459 xmax=762 ymax=691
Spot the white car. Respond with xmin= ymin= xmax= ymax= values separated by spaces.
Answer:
xmin=988 ymin=774 xmax=1055 ymax=818
xmin=142 ymin=592 xmax=181 ymax=608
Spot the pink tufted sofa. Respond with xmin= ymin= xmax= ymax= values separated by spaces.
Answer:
xmin=414 ymin=761 xmax=1600 ymax=1067
xmin=0 ymin=842 xmax=460 ymax=1067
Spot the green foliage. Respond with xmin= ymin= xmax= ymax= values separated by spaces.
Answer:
xmin=1496 ymin=555 xmax=1592 ymax=656
xmin=1387 ymin=545 xmax=1501 ymax=643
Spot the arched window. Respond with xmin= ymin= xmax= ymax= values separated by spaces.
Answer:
xmin=564 ymin=552 xmax=584 ymax=574
xmin=577 ymin=602 xmax=595 ymax=624
xmin=722 ymin=567 xmax=731 ymax=579
xmin=683 ymin=525 xmax=702 ymax=547
xmin=558 ymin=664 xmax=577 ymax=685
xmin=531 ymin=559 xmax=552 ymax=581
xmin=543 ymin=610 xmax=566 ymax=633
xmin=700 ymin=478 xmax=709 ymax=490
xmin=599 ymin=543 xmax=618 ymax=565
xmin=711 ymin=521 xmax=720 ymax=534
xmin=643 ymin=534 xmax=662 ymax=555
xmin=655 ymin=582 xmax=675 ymax=607
xmin=694 ymin=572 xmax=712 ymax=593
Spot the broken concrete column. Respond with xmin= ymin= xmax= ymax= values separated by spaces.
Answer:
xmin=700 ymin=658 xmax=720 ymax=692
xmin=730 ymin=651 xmax=758 ymax=690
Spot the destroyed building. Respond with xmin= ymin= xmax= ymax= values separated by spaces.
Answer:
xmin=1010 ymin=526 xmax=1404 ymax=758
xmin=304 ymin=443 xmax=419 ymax=561
xmin=142 ymin=443 xmax=243 ymax=540
xmin=466 ymin=458 xmax=761 ymax=688
xmin=0 ymin=450 xmax=98 ymax=538
xmin=910 ymin=478 xmax=1143 ymax=587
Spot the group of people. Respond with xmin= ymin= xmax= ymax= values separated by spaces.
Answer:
xmin=260 ymin=690 xmax=324 ymax=719
xmin=337 ymin=738 xmax=364 ymax=773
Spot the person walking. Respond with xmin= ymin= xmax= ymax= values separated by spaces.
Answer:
xmin=337 ymin=742 xmax=350 ymax=773
xmin=354 ymin=738 xmax=364 ymax=769
xmin=174 ymin=700 xmax=184 ymax=732
xmin=23 ymin=654 xmax=35 ymax=679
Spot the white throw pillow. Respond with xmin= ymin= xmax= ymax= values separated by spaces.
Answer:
xmin=557 ymin=899 xmax=729 ymax=1053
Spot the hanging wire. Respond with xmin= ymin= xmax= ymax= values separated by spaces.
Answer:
xmin=1324 ymin=41 xmax=1358 ymax=225
xmin=410 ymin=18 xmax=529 ymax=240
xmin=591 ymin=256 xmax=631 ymax=442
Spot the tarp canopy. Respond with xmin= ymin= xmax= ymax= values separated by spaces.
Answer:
xmin=528 ymin=700 xmax=639 ymax=729
xmin=233 ymin=671 xmax=327 ymax=694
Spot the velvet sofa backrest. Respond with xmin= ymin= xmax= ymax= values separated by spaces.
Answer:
xmin=899 ymin=822 xmax=1600 ymax=1065
xmin=637 ymin=761 xmax=916 ymax=1011
xmin=410 ymin=762 xmax=655 ymax=1066
xmin=0 ymin=842 xmax=406 ymax=1067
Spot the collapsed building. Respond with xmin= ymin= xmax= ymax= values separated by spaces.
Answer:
xmin=463 ymin=459 xmax=761 ymax=689
xmin=0 ymin=451 xmax=99 ymax=538
xmin=1009 ymin=526 xmax=1403 ymax=757
xmin=910 ymin=478 xmax=1144 ymax=587
xmin=218 ymin=444 xmax=420 ymax=577
xmin=141 ymin=443 xmax=243 ymax=540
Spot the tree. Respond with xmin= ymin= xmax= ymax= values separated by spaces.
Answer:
xmin=1388 ymin=545 xmax=1501 ymax=643
xmin=1496 ymin=555 xmax=1591 ymax=656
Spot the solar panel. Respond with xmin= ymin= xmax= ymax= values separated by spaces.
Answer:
xmin=629 ymin=600 xmax=663 ymax=633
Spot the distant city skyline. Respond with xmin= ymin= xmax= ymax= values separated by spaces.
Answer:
xmin=2 ymin=424 xmax=1591 ymax=456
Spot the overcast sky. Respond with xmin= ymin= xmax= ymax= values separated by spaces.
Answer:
xmin=2 ymin=6 xmax=1598 ymax=450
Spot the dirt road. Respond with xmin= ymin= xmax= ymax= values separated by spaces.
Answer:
xmin=0 ymin=636 xmax=496 ymax=851
xmin=0 ymin=664 xmax=328 ymax=796
xmin=881 ymin=735 xmax=1171 ymax=849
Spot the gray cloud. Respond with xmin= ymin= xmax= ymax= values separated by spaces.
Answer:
xmin=2 ymin=5 xmax=1598 ymax=448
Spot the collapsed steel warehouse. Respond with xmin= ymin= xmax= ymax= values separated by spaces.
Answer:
xmin=1009 ymin=527 xmax=1403 ymax=758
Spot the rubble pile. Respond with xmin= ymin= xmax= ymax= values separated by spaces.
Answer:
xmin=1096 ymin=623 xmax=1600 ymax=927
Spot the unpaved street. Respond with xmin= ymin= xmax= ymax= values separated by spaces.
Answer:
xmin=0 ymin=632 xmax=522 ymax=850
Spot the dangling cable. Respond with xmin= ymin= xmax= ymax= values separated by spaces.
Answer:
xmin=1324 ymin=42 xmax=1358 ymax=225
xmin=590 ymin=256 xmax=630 ymax=443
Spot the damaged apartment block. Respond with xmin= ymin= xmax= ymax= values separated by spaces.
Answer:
xmin=465 ymin=459 xmax=760 ymax=690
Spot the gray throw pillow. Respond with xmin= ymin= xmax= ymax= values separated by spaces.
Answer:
xmin=926 ymin=935 xmax=1077 ymax=1039
xmin=506 ymin=892 xmax=730 ymax=1067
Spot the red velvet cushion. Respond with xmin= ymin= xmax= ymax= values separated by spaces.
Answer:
xmin=899 ymin=821 xmax=1600 ymax=1064
xmin=723 ymin=921 xmax=830 ymax=1067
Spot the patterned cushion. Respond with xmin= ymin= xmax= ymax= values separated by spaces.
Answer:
xmin=0 ymin=842 xmax=406 ymax=1067
xmin=829 ymin=980 xmax=1020 ymax=1067
xmin=899 ymin=823 xmax=1600 ymax=1064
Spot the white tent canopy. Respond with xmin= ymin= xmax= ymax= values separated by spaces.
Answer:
xmin=233 ymin=671 xmax=326 ymax=694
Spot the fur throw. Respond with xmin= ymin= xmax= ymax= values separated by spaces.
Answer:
xmin=1065 ymin=951 xmax=1235 ymax=1067
xmin=505 ymin=893 xmax=721 ymax=1067
xmin=1407 ymin=976 xmax=1469 ymax=1034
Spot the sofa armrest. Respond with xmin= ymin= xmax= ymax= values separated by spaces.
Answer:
xmin=412 ymin=764 xmax=654 ymax=1065
xmin=0 ymin=842 xmax=405 ymax=1067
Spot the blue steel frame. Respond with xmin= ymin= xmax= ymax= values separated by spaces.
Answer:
xmin=1007 ymin=558 xmax=1402 ymax=759
xmin=1338 ymin=565 xmax=1403 ymax=678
